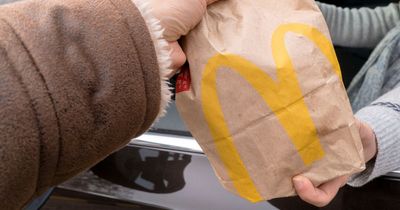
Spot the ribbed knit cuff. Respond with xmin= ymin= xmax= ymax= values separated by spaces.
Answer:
xmin=348 ymin=104 xmax=400 ymax=186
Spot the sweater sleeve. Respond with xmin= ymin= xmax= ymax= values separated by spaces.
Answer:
xmin=0 ymin=0 xmax=170 ymax=208
xmin=348 ymin=87 xmax=400 ymax=186
xmin=316 ymin=2 xmax=400 ymax=48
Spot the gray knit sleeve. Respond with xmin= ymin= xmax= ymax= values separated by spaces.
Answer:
xmin=316 ymin=2 xmax=400 ymax=48
xmin=348 ymin=87 xmax=400 ymax=186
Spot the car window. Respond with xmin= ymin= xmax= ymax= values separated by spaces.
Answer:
xmin=151 ymin=102 xmax=191 ymax=136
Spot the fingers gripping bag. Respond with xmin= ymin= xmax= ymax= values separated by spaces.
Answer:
xmin=175 ymin=0 xmax=365 ymax=201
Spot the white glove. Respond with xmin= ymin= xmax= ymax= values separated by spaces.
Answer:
xmin=147 ymin=0 xmax=220 ymax=71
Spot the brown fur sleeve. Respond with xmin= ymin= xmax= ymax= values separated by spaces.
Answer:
xmin=0 ymin=0 xmax=160 ymax=208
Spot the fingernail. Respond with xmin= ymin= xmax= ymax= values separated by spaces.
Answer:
xmin=293 ymin=176 xmax=304 ymax=189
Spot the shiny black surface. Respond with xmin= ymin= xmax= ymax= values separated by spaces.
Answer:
xmin=43 ymin=188 xmax=167 ymax=210
xmin=62 ymin=145 xmax=275 ymax=210
xmin=92 ymin=147 xmax=191 ymax=194
xmin=86 ymin=145 xmax=400 ymax=210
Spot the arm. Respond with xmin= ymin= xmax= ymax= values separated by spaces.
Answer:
xmin=294 ymin=86 xmax=400 ymax=206
xmin=317 ymin=2 xmax=400 ymax=48
xmin=0 ymin=0 xmax=168 ymax=208
xmin=349 ymin=86 xmax=400 ymax=186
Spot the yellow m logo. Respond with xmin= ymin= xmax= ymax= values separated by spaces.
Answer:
xmin=201 ymin=23 xmax=341 ymax=201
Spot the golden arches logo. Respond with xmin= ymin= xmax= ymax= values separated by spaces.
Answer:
xmin=200 ymin=23 xmax=341 ymax=202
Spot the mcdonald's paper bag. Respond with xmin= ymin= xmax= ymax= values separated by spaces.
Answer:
xmin=175 ymin=0 xmax=365 ymax=202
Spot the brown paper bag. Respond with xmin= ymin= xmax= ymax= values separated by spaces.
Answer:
xmin=175 ymin=0 xmax=365 ymax=202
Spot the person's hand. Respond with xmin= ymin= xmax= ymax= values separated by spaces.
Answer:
xmin=292 ymin=119 xmax=377 ymax=207
xmin=143 ymin=0 xmax=220 ymax=72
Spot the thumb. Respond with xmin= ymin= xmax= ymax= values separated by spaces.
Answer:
xmin=168 ymin=41 xmax=186 ymax=74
